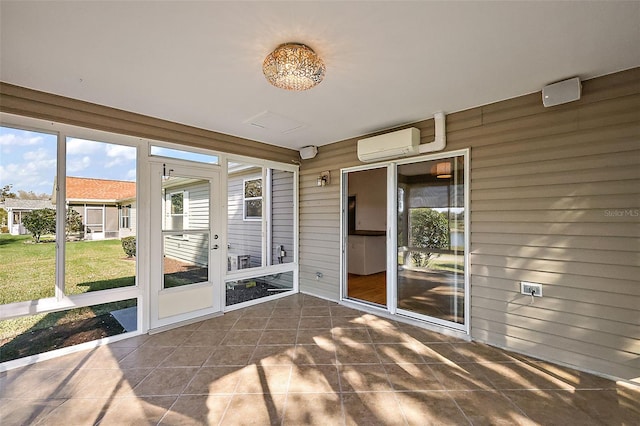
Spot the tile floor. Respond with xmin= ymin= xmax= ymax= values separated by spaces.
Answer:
xmin=1 ymin=294 xmax=638 ymax=425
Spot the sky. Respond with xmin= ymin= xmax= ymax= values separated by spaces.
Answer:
xmin=0 ymin=126 xmax=136 ymax=196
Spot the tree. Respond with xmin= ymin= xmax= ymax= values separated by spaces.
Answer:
xmin=409 ymin=208 xmax=450 ymax=267
xmin=22 ymin=208 xmax=56 ymax=242
xmin=1 ymin=184 xmax=16 ymax=201
xmin=66 ymin=209 xmax=83 ymax=236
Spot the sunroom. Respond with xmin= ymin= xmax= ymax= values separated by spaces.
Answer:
xmin=0 ymin=1 xmax=638 ymax=424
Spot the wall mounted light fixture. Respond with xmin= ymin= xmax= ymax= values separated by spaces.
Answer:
xmin=317 ymin=171 xmax=330 ymax=187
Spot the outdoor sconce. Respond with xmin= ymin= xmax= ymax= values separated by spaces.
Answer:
xmin=317 ymin=171 xmax=330 ymax=187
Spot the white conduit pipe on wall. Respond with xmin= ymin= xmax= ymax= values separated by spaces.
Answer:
xmin=418 ymin=112 xmax=446 ymax=154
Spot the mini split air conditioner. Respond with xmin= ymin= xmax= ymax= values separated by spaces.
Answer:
xmin=357 ymin=127 xmax=420 ymax=163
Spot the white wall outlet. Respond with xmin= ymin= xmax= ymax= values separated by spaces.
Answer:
xmin=521 ymin=282 xmax=543 ymax=297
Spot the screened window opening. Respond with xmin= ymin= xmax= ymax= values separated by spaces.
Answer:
xmin=243 ymin=178 xmax=263 ymax=220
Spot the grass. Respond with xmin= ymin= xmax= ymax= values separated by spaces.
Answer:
xmin=0 ymin=234 xmax=136 ymax=340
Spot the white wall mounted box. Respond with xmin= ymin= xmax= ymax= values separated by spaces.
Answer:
xmin=357 ymin=127 xmax=420 ymax=163
xmin=542 ymin=77 xmax=581 ymax=107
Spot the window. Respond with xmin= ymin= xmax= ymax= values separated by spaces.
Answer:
xmin=120 ymin=205 xmax=131 ymax=229
xmin=243 ymin=178 xmax=262 ymax=220
xmin=170 ymin=192 xmax=184 ymax=230
xmin=150 ymin=145 xmax=219 ymax=165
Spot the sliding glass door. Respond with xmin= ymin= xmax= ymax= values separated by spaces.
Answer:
xmin=342 ymin=150 xmax=469 ymax=332
xmin=396 ymin=154 xmax=467 ymax=328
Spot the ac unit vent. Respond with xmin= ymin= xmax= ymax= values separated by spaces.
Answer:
xmin=357 ymin=127 xmax=420 ymax=163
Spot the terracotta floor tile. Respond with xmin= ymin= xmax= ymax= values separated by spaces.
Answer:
xmin=159 ymin=394 xmax=232 ymax=425
xmin=183 ymin=366 xmax=243 ymax=395
xmin=449 ymin=390 xmax=534 ymax=426
xmin=429 ymin=362 xmax=495 ymax=391
xmin=234 ymin=365 xmax=291 ymax=394
xmin=331 ymin=316 xmax=364 ymax=328
xmin=118 ymin=345 xmax=176 ymax=368
xmin=503 ymin=390 xmax=604 ymax=425
xmin=332 ymin=327 xmax=372 ymax=344
xmin=258 ymin=329 xmax=298 ymax=345
xmin=182 ymin=330 xmax=227 ymax=346
xmin=477 ymin=361 xmax=575 ymax=390
xmin=342 ymin=392 xmax=405 ymax=426
xmin=36 ymin=398 xmax=114 ymax=426
xmin=142 ymin=328 xmax=194 ymax=347
xmin=298 ymin=316 xmax=333 ymax=329
xmin=384 ymin=364 xmax=444 ymax=391
xmin=288 ymin=364 xmax=340 ymax=393
xmin=133 ymin=367 xmax=199 ymax=396
xmin=0 ymin=398 xmax=64 ymax=425
xmin=554 ymin=388 xmax=640 ymax=424
xmin=231 ymin=317 xmax=269 ymax=330
xmin=296 ymin=328 xmax=332 ymax=344
xmin=220 ymin=330 xmax=263 ymax=346
xmin=265 ymin=316 xmax=300 ymax=329
xmin=335 ymin=343 xmax=381 ymax=365
xmin=374 ymin=343 xmax=427 ymax=364
xmin=301 ymin=306 xmax=331 ymax=317
xmin=220 ymin=393 xmax=286 ymax=425
xmin=251 ymin=345 xmax=296 ymax=365
xmin=100 ymin=395 xmax=177 ymax=425
xmin=2 ymin=294 xmax=631 ymax=426
xmin=395 ymin=391 xmax=469 ymax=426
xmin=339 ymin=363 xmax=392 ymax=392
xmin=283 ymin=393 xmax=343 ymax=425
xmin=160 ymin=346 xmax=214 ymax=367
xmin=294 ymin=343 xmax=337 ymax=365
xmin=205 ymin=345 xmax=256 ymax=366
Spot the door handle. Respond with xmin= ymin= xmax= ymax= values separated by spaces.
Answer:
xmin=212 ymin=244 xmax=219 ymax=250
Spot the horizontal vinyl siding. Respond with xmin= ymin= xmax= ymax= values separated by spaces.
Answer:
xmin=298 ymin=67 xmax=640 ymax=381
xmin=0 ymin=83 xmax=297 ymax=163
xmin=228 ymin=172 xmax=262 ymax=268
xmin=271 ymin=170 xmax=295 ymax=265
xmin=299 ymin=156 xmax=350 ymax=300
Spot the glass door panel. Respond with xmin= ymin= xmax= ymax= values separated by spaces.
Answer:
xmin=150 ymin=163 xmax=221 ymax=329
xmin=162 ymin=176 xmax=210 ymax=289
xmin=397 ymin=155 xmax=466 ymax=326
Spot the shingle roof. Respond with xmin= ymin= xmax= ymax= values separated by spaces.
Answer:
xmin=66 ymin=177 xmax=136 ymax=201
xmin=3 ymin=198 xmax=55 ymax=210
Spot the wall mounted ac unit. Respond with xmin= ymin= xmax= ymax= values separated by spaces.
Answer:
xmin=357 ymin=127 xmax=420 ymax=163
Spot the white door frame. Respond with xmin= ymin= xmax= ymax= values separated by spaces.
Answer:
xmin=149 ymin=161 xmax=223 ymax=331
xmin=340 ymin=149 xmax=470 ymax=335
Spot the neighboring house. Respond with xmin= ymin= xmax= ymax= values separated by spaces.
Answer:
xmin=53 ymin=177 xmax=136 ymax=240
xmin=3 ymin=198 xmax=55 ymax=235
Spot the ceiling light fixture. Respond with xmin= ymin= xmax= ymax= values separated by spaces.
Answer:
xmin=263 ymin=43 xmax=326 ymax=91
xmin=435 ymin=162 xmax=452 ymax=179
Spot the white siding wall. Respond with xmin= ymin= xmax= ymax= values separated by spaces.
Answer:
xmin=164 ymin=183 xmax=209 ymax=266
xmin=228 ymin=172 xmax=262 ymax=268
xmin=271 ymin=170 xmax=295 ymax=265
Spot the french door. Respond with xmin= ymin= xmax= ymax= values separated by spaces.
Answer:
xmin=149 ymin=162 xmax=223 ymax=330
xmin=342 ymin=150 xmax=469 ymax=333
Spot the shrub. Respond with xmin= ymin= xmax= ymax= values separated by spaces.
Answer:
xmin=409 ymin=208 xmax=450 ymax=267
xmin=121 ymin=236 xmax=136 ymax=258
xmin=22 ymin=208 xmax=56 ymax=243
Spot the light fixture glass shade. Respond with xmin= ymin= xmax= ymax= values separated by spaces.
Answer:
xmin=263 ymin=43 xmax=326 ymax=91
xmin=436 ymin=162 xmax=452 ymax=178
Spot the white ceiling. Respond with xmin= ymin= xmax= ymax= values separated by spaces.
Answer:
xmin=1 ymin=1 xmax=639 ymax=150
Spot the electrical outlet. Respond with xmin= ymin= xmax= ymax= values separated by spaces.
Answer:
xmin=521 ymin=282 xmax=543 ymax=297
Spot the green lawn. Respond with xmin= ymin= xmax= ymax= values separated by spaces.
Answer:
xmin=0 ymin=234 xmax=136 ymax=340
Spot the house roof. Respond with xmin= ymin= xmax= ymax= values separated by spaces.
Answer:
xmin=66 ymin=177 xmax=136 ymax=202
xmin=3 ymin=198 xmax=54 ymax=211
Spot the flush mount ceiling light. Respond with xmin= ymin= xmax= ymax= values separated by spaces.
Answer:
xmin=263 ymin=43 xmax=326 ymax=91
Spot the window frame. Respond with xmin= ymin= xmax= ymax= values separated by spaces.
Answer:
xmin=242 ymin=177 xmax=263 ymax=221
